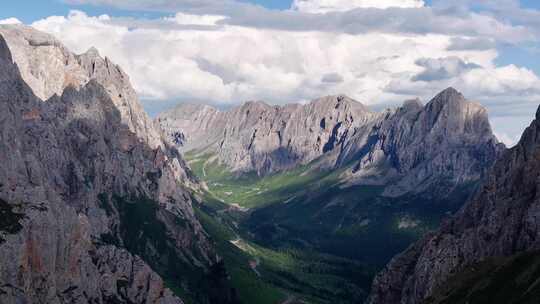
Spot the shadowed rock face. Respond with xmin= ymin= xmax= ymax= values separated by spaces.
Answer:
xmin=367 ymin=104 xmax=540 ymax=304
xmin=157 ymin=88 xmax=502 ymax=197
xmin=0 ymin=25 xmax=213 ymax=304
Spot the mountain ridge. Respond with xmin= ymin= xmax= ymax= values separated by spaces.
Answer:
xmin=157 ymin=88 xmax=502 ymax=197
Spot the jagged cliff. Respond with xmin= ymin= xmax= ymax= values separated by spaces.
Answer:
xmin=157 ymin=88 xmax=502 ymax=197
xmin=367 ymin=104 xmax=540 ymax=303
xmin=0 ymin=25 xmax=214 ymax=304
xmin=158 ymin=96 xmax=375 ymax=174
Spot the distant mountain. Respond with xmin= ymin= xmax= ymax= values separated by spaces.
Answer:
xmin=367 ymin=104 xmax=540 ymax=303
xmin=157 ymin=88 xmax=503 ymax=197
xmin=0 ymin=25 xmax=219 ymax=304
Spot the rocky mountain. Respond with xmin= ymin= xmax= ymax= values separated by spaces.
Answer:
xmin=367 ymin=104 xmax=540 ymax=304
xmin=0 ymin=25 xmax=216 ymax=304
xmin=158 ymin=96 xmax=376 ymax=174
xmin=157 ymin=88 xmax=502 ymax=197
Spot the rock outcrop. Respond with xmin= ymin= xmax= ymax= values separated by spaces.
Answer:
xmin=0 ymin=25 xmax=212 ymax=304
xmin=367 ymin=104 xmax=540 ymax=304
xmin=157 ymin=88 xmax=502 ymax=197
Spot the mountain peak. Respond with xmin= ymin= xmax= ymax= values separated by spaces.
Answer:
xmin=441 ymin=86 xmax=460 ymax=94
xmin=432 ymin=87 xmax=465 ymax=104
xmin=310 ymin=94 xmax=370 ymax=113
xmin=84 ymin=46 xmax=101 ymax=58
xmin=421 ymin=87 xmax=492 ymax=137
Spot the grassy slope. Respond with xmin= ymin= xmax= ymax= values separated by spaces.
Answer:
xmin=98 ymin=195 xmax=218 ymax=304
xmin=187 ymin=152 xmax=341 ymax=209
xmin=195 ymin=201 xmax=286 ymax=304
xmin=424 ymin=251 xmax=540 ymax=304
xmin=187 ymin=152 xmax=473 ymax=303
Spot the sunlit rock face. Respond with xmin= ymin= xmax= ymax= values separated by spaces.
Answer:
xmin=0 ymin=25 xmax=213 ymax=304
xmin=0 ymin=25 xmax=164 ymax=149
xmin=367 ymin=104 xmax=540 ymax=304
xmin=157 ymin=88 xmax=502 ymax=197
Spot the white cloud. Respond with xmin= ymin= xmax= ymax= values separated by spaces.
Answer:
xmin=413 ymin=57 xmax=481 ymax=82
xmin=495 ymin=131 xmax=519 ymax=147
xmin=30 ymin=8 xmax=540 ymax=142
xmin=291 ymin=0 xmax=425 ymax=13
xmin=166 ymin=12 xmax=226 ymax=25
xmin=461 ymin=65 xmax=540 ymax=95
xmin=0 ymin=18 xmax=22 ymax=25
xmin=62 ymin=0 xmax=536 ymax=46
xmin=31 ymin=10 xmax=540 ymax=104
xmin=29 ymin=12 xmax=447 ymax=104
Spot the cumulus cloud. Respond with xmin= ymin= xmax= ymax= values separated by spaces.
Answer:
xmin=495 ymin=131 xmax=520 ymax=147
xmin=413 ymin=57 xmax=481 ymax=82
xmin=321 ymin=73 xmax=344 ymax=83
xmin=291 ymin=0 xmax=425 ymax=13
xmin=64 ymin=0 xmax=239 ymax=11
xmin=32 ymin=12 xmax=458 ymax=104
xmin=63 ymin=0 xmax=536 ymax=45
xmin=167 ymin=12 xmax=226 ymax=25
xmin=32 ymin=10 xmax=540 ymax=103
xmin=447 ymin=37 xmax=497 ymax=51
xmin=33 ymin=1 xmax=540 ymax=142
xmin=0 ymin=18 xmax=22 ymax=25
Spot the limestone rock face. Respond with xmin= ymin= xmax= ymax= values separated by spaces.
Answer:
xmin=157 ymin=88 xmax=501 ymax=196
xmin=355 ymin=88 xmax=502 ymax=197
xmin=0 ymin=25 xmax=163 ymax=149
xmin=0 ymin=25 xmax=212 ymax=304
xmin=158 ymin=96 xmax=377 ymax=175
xmin=367 ymin=105 xmax=540 ymax=304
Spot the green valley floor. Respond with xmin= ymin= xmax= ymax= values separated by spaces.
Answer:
xmin=186 ymin=152 xmax=473 ymax=304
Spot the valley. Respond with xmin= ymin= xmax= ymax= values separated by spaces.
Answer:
xmin=187 ymin=152 xmax=474 ymax=303
xmin=154 ymin=88 xmax=503 ymax=303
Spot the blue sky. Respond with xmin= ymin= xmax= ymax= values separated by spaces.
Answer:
xmin=0 ymin=1 xmax=168 ymax=23
xmin=4 ymin=0 xmax=540 ymax=19
xmin=3 ymin=0 xmax=293 ymax=22
xmin=8 ymin=0 xmax=540 ymax=19
xmin=240 ymin=0 xmax=292 ymax=9
xmin=2 ymin=0 xmax=540 ymax=145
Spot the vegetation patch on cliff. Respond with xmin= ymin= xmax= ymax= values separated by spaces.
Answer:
xmin=0 ymin=198 xmax=24 ymax=243
xmin=424 ymin=250 xmax=540 ymax=304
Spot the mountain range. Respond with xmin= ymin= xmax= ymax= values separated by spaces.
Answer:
xmin=157 ymin=88 xmax=502 ymax=198
xmin=1 ymin=24 xmax=539 ymax=304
